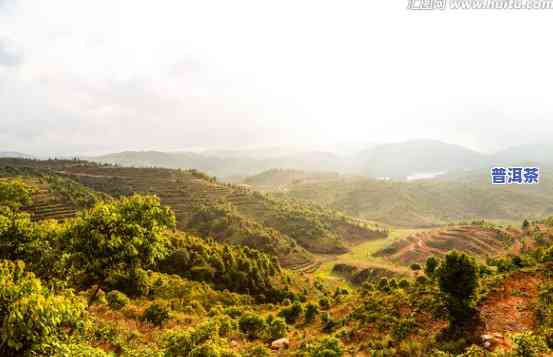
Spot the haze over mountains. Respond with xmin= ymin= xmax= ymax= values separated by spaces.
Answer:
xmin=4 ymin=139 xmax=550 ymax=179
xmin=86 ymin=139 xmax=552 ymax=180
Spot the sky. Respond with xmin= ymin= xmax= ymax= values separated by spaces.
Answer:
xmin=1 ymin=0 xmax=553 ymax=156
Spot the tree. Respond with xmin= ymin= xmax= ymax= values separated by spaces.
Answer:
xmin=436 ymin=251 xmax=479 ymax=325
xmin=0 ymin=179 xmax=34 ymax=210
xmin=0 ymin=260 xmax=86 ymax=356
xmin=67 ymin=195 xmax=175 ymax=305
xmin=305 ymin=302 xmax=319 ymax=324
xmin=410 ymin=263 xmax=422 ymax=277
xmin=425 ymin=256 xmax=439 ymax=278
xmin=278 ymin=302 xmax=304 ymax=324
xmin=522 ymin=219 xmax=530 ymax=230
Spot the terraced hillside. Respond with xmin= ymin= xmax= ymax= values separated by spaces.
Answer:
xmin=62 ymin=166 xmax=386 ymax=263
xmin=374 ymin=224 xmax=523 ymax=265
xmin=273 ymin=171 xmax=553 ymax=227
xmin=0 ymin=159 xmax=387 ymax=267
xmin=0 ymin=166 xmax=106 ymax=222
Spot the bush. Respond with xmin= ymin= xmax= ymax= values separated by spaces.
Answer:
xmin=142 ymin=303 xmax=170 ymax=326
xmin=268 ymin=317 xmax=288 ymax=340
xmin=319 ymin=297 xmax=330 ymax=310
xmin=106 ymin=290 xmax=130 ymax=310
xmin=398 ymin=279 xmax=410 ymax=289
xmin=300 ymin=337 xmax=343 ymax=357
xmin=513 ymin=332 xmax=549 ymax=357
xmin=224 ymin=307 xmax=242 ymax=318
xmin=378 ymin=278 xmax=390 ymax=292
xmin=105 ymin=268 xmax=151 ymax=297
xmin=305 ymin=302 xmax=319 ymax=324
xmin=0 ymin=260 xmax=86 ymax=356
xmin=214 ymin=315 xmax=237 ymax=337
xmin=425 ymin=257 xmax=439 ymax=278
xmin=279 ymin=301 xmax=304 ymax=324
xmin=163 ymin=320 xmax=223 ymax=356
xmin=239 ymin=313 xmax=266 ymax=339
xmin=245 ymin=346 xmax=271 ymax=357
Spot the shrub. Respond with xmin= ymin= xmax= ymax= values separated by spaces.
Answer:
xmin=224 ymin=307 xmax=242 ymax=319
xmin=0 ymin=260 xmax=86 ymax=356
xmin=142 ymin=303 xmax=170 ymax=326
xmin=305 ymin=302 xmax=319 ymax=324
xmin=300 ymin=337 xmax=343 ymax=357
xmin=513 ymin=332 xmax=549 ymax=357
xmin=163 ymin=320 xmax=222 ymax=356
xmin=398 ymin=279 xmax=410 ymax=289
xmin=0 ymin=179 xmax=34 ymax=209
xmin=378 ymin=278 xmax=390 ymax=292
xmin=214 ymin=315 xmax=237 ymax=337
xmin=425 ymin=257 xmax=439 ymax=278
xmin=410 ymin=263 xmax=421 ymax=272
xmin=106 ymin=290 xmax=130 ymax=310
xmin=319 ymin=297 xmax=330 ymax=310
xmin=239 ymin=313 xmax=266 ymax=339
xmin=268 ymin=317 xmax=288 ymax=340
xmin=105 ymin=268 xmax=151 ymax=297
xmin=279 ymin=301 xmax=304 ymax=324
xmin=245 ymin=346 xmax=271 ymax=357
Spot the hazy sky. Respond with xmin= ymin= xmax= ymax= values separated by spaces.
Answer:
xmin=1 ymin=0 xmax=553 ymax=156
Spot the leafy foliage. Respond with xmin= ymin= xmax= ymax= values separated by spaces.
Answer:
xmin=436 ymin=251 xmax=479 ymax=325
xmin=0 ymin=179 xmax=34 ymax=209
xmin=0 ymin=260 xmax=86 ymax=356
xmin=67 ymin=194 xmax=175 ymax=298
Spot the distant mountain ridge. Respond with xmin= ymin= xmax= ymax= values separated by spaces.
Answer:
xmin=0 ymin=151 xmax=33 ymax=159
xmin=87 ymin=140 xmax=553 ymax=180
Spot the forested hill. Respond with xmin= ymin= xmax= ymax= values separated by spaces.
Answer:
xmin=0 ymin=158 xmax=386 ymax=267
xmin=269 ymin=169 xmax=553 ymax=227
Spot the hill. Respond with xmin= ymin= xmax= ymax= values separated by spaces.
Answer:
xmin=5 ymin=165 xmax=553 ymax=355
xmin=90 ymin=150 xmax=345 ymax=179
xmin=373 ymin=223 xmax=523 ymax=265
xmin=275 ymin=168 xmax=553 ymax=227
xmin=0 ymin=158 xmax=386 ymax=267
xmin=354 ymin=139 xmax=487 ymax=179
xmin=0 ymin=151 xmax=33 ymax=159
xmin=0 ymin=166 xmax=107 ymax=221
xmin=242 ymin=169 xmax=340 ymax=191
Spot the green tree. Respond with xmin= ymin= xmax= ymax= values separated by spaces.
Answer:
xmin=68 ymin=195 xmax=175 ymax=305
xmin=278 ymin=301 xmax=304 ymax=324
xmin=305 ymin=302 xmax=319 ymax=324
xmin=0 ymin=260 xmax=86 ymax=356
xmin=410 ymin=263 xmax=422 ymax=272
xmin=239 ymin=313 xmax=266 ymax=339
xmin=436 ymin=251 xmax=479 ymax=325
xmin=522 ymin=219 xmax=530 ymax=230
xmin=425 ymin=256 xmax=439 ymax=278
xmin=0 ymin=179 xmax=34 ymax=210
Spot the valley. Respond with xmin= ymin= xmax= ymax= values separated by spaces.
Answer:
xmin=2 ymin=157 xmax=553 ymax=356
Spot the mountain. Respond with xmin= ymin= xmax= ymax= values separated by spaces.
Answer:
xmin=90 ymin=150 xmax=344 ymax=178
xmin=0 ymin=158 xmax=386 ymax=267
xmin=82 ymin=140 xmax=553 ymax=180
xmin=0 ymin=151 xmax=33 ymax=159
xmin=273 ymin=167 xmax=553 ymax=227
xmin=242 ymin=169 xmax=340 ymax=190
xmin=354 ymin=139 xmax=487 ymax=179
xmin=491 ymin=142 xmax=553 ymax=166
